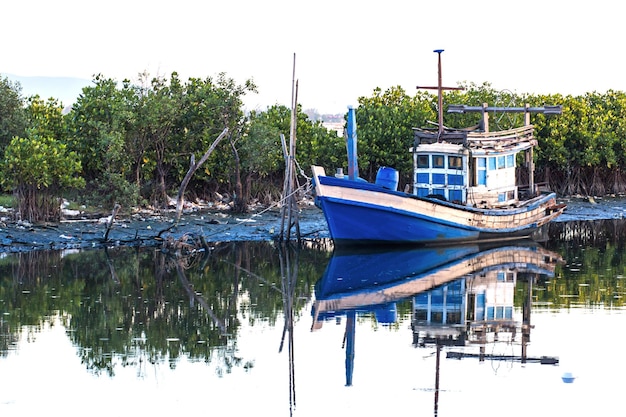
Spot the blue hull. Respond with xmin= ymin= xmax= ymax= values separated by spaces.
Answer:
xmin=317 ymin=196 xmax=544 ymax=245
xmin=312 ymin=173 xmax=563 ymax=245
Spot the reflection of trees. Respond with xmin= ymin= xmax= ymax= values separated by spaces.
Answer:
xmin=0 ymin=250 xmax=83 ymax=357
xmin=543 ymin=221 xmax=626 ymax=308
xmin=0 ymin=241 xmax=329 ymax=375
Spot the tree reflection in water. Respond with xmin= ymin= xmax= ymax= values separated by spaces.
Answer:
xmin=0 ymin=241 xmax=327 ymax=378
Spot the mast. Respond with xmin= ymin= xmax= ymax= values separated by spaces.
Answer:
xmin=416 ymin=49 xmax=464 ymax=141
xmin=435 ymin=49 xmax=444 ymax=136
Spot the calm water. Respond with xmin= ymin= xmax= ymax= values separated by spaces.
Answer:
xmin=1 ymin=219 xmax=625 ymax=416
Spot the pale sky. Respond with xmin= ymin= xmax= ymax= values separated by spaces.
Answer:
xmin=3 ymin=0 xmax=623 ymax=114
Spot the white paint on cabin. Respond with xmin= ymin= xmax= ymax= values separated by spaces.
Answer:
xmin=411 ymin=143 xmax=523 ymax=208
xmin=411 ymin=142 xmax=469 ymax=203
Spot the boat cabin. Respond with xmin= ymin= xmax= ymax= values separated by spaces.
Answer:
xmin=411 ymin=104 xmax=559 ymax=208
xmin=411 ymin=136 xmax=526 ymax=207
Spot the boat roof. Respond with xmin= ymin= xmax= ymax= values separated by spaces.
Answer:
xmin=413 ymin=125 xmax=536 ymax=153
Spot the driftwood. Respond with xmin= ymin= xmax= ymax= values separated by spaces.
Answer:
xmin=175 ymin=127 xmax=229 ymax=223
xmin=102 ymin=204 xmax=121 ymax=241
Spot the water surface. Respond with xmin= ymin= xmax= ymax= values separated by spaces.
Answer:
xmin=1 ymin=221 xmax=625 ymax=416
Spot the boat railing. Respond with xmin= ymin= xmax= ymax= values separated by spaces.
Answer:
xmin=466 ymin=125 xmax=535 ymax=149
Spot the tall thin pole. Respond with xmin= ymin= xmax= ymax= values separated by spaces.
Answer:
xmin=280 ymin=53 xmax=300 ymax=242
xmin=434 ymin=49 xmax=445 ymax=136
xmin=416 ymin=49 xmax=463 ymax=141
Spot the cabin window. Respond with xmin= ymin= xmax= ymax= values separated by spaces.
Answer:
xmin=417 ymin=173 xmax=429 ymax=183
xmin=475 ymin=292 xmax=486 ymax=320
xmin=476 ymin=157 xmax=487 ymax=186
xmin=447 ymin=311 xmax=462 ymax=325
xmin=432 ymin=188 xmax=445 ymax=197
xmin=417 ymin=187 xmax=430 ymax=197
xmin=414 ymin=309 xmax=428 ymax=321
xmin=506 ymin=154 xmax=515 ymax=167
xmin=497 ymin=156 xmax=506 ymax=169
xmin=497 ymin=190 xmax=515 ymax=202
xmin=417 ymin=155 xmax=429 ymax=168
xmin=448 ymin=155 xmax=462 ymax=169
xmin=433 ymin=155 xmax=445 ymax=168
xmin=488 ymin=157 xmax=496 ymax=170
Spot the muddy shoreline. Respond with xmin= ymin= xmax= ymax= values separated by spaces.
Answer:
xmin=0 ymin=201 xmax=330 ymax=253
xmin=0 ymin=196 xmax=624 ymax=253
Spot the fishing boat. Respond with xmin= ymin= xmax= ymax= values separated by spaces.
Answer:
xmin=311 ymin=50 xmax=566 ymax=245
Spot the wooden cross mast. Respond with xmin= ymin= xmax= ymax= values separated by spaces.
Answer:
xmin=416 ymin=49 xmax=463 ymax=137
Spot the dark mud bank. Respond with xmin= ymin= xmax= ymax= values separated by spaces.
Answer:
xmin=0 ymin=196 xmax=624 ymax=253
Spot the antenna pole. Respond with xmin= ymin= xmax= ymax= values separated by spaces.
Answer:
xmin=435 ymin=49 xmax=444 ymax=135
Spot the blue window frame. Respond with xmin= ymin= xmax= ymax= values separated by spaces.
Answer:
xmin=432 ymin=173 xmax=446 ymax=184
xmin=417 ymin=173 xmax=429 ymax=183
xmin=433 ymin=155 xmax=445 ymax=168
xmin=448 ymin=174 xmax=463 ymax=185
xmin=506 ymin=154 xmax=514 ymax=167
xmin=449 ymin=189 xmax=462 ymax=202
xmin=478 ymin=170 xmax=487 ymax=185
xmin=417 ymin=155 xmax=429 ymax=168
xmin=477 ymin=157 xmax=487 ymax=186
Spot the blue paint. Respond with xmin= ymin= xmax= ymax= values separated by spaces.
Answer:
xmin=375 ymin=166 xmax=399 ymax=191
xmin=346 ymin=106 xmax=359 ymax=180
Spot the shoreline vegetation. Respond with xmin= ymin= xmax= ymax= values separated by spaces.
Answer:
xmin=4 ymin=76 xmax=626 ymax=226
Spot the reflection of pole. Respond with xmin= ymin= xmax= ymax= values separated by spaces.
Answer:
xmin=175 ymin=261 xmax=226 ymax=334
xmin=522 ymin=275 xmax=534 ymax=363
xmin=345 ymin=311 xmax=356 ymax=386
xmin=278 ymin=244 xmax=298 ymax=413
xmin=434 ymin=343 xmax=441 ymax=416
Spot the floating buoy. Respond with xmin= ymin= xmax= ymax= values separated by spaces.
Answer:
xmin=561 ymin=372 xmax=575 ymax=383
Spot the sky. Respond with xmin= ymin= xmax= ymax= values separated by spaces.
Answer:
xmin=2 ymin=0 xmax=624 ymax=114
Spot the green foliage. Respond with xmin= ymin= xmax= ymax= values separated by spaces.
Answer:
xmin=241 ymin=104 xmax=342 ymax=203
xmin=355 ymin=86 xmax=433 ymax=184
xmin=2 ymin=134 xmax=84 ymax=221
xmin=68 ymin=74 xmax=137 ymax=207
xmin=0 ymin=76 xmax=26 ymax=151
xmin=0 ymin=194 xmax=14 ymax=208
xmin=15 ymin=67 xmax=626 ymax=205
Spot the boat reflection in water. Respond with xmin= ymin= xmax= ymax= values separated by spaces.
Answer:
xmin=311 ymin=242 xmax=563 ymax=390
